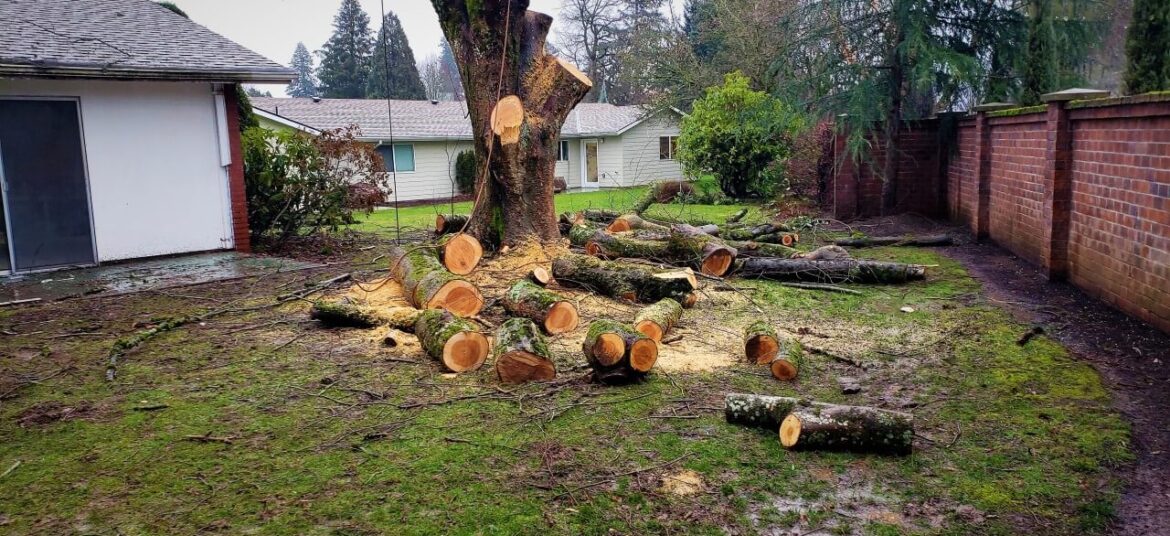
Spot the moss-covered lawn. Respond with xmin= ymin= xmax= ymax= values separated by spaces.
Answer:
xmin=0 ymin=226 xmax=1129 ymax=535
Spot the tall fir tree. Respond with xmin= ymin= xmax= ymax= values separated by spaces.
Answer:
xmin=317 ymin=0 xmax=373 ymax=99
xmin=1021 ymin=0 xmax=1058 ymax=104
xmin=439 ymin=38 xmax=465 ymax=101
xmin=286 ymin=42 xmax=318 ymax=98
xmin=1124 ymin=0 xmax=1170 ymax=93
xmin=366 ymin=11 xmax=426 ymax=99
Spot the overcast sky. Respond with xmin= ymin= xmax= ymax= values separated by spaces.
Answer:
xmin=178 ymin=0 xmax=574 ymax=96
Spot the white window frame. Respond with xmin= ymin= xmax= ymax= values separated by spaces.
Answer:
xmin=659 ymin=136 xmax=678 ymax=160
xmin=557 ymin=140 xmax=569 ymax=161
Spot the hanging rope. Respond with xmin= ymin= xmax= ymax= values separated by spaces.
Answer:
xmin=379 ymin=0 xmax=402 ymax=245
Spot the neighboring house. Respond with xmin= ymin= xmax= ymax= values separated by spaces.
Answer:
xmin=251 ymin=97 xmax=686 ymax=203
xmin=0 ymin=0 xmax=294 ymax=275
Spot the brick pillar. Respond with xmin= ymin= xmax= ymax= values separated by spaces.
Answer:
xmin=1040 ymin=100 xmax=1073 ymax=280
xmin=222 ymin=84 xmax=251 ymax=253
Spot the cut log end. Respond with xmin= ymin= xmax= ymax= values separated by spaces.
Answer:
xmin=635 ymin=320 xmax=665 ymax=342
xmin=779 ymin=414 xmax=801 ymax=447
xmin=442 ymin=331 xmax=490 ymax=372
xmin=556 ymin=57 xmax=593 ymax=87
xmin=781 ymin=234 xmax=796 ymax=247
xmin=441 ymin=233 xmax=483 ymax=275
xmin=770 ymin=358 xmax=799 ymax=381
xmin=496 ymin=351 xmax=556 ymax=384
xmin=590 ymin=333 xmax=626 ymax=366
xmin=606 ymin=219 xmax=632 ymax=233
xmin=585 ymin=241 xmax=602 ymax=256
xmin=428 ymin=280 xmax=484 ymax=317
xmin=746 ymin=335 xmax=780 ymax=365
xmin=529 ymin=266 xmax=552 ymax=286
xmin=544 ymin=301 xmax=580 ymax=334
xmin=490 ymin=95 xmax=524 ymax=145
xmin=681 ymin=292 xmax=698 ymax=308
xmin=629 ymin=339 xmax=659 ymax=372
xmin=701 ymin=248 xmax=735 ymax=276
xmin=435 ymin=214 xmax=447 ymax=233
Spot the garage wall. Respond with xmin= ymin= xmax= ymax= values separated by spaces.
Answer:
xmin=620 ymin=112 xmax=685 ymax=186
xmin=0 ymin=79 xmax=234 ymax=262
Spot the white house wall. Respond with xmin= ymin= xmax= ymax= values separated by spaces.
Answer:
xmin=0 ymin=79 xmax=234 ymax=262
xmin=620 ymin=111 xmax=685 ymax=186
xmin=384 ymin=140 xmax=473 ymax=202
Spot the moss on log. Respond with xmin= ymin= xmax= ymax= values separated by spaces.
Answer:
xmin=414 ymin=309 xmax=489 ymax=372
xmin=501 ymin=280 xmax=579 ymax=334
xmin=633 ymin=298 xmax=683 ymax=342
xmin=667 ymin=224 xmax=737 ymax=276
xmin=310 ymin=301 xmax=421 ymax=330
xmin=724 ymin=393 xmax=801 ymax=430
xmin=493 ymin=318 xmax=556 ymax=384
xmin=835 ymin=235 xmax=953 ymax=248
xmin=388 ymin=245 xmax=484 ymax=316
xmin=551 ymin=253 xmax=697 ymax=304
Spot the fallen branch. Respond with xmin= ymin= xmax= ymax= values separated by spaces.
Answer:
xmin=835 ymin=235 xmax=953 ymax=248
xmin=779 ymin=282 xmax=862 ymax=295
xmin=183 ymin=433 xmax=234 ymax=445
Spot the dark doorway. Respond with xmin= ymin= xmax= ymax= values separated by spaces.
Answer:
xmin=0 ymin=99 xmax=95 ymax=272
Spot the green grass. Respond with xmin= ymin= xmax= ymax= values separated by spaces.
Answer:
xmin=0 ymin=236 xmax=1131 ymax=535
xmin=349 ymin=187 xmax=764 ymax=237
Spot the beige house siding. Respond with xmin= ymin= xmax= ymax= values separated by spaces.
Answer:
xmin=383 ymin=140 xmax=473 ymax=202
xmin=620 ymin=111 xmax=685 ymax=186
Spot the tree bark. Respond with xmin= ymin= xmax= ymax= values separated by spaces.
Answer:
xmin=725 ymin=240 xmax=798 ymax=259
xmin=735 ymin=258 xmax=926 ymax=284
xmin=437 ymin=233 xmax=484 ymax=275
xmin=633 ymin=298 xmax=683 ymax=342
xmin=388 ymin=245 xmax=484 ymax=316
xmin=780 ymin=404 xmax=914 ymax=455
xmin=493 ymin=318 xmax=556 ymax=383
xmin=582 ymin=319 xmax=658 ymax=384
xmin=606 ymin=214 xmax=670 ymax=233
xmin=667 ymin=224 xmax=738 ymax=276
xmin=834 ymin=235 xmax=954 ymax=248
xmin=414 ymin=309 xmax=490 ymax=372
xmin=552 ymin=253 xmax=697 ymax=304
xmin=583 ymin=225 xmax=737 ymax=277
xmin=501 ymin=280 xmax=580 ymax=334
xmin=724 ymin=393 xmax=802 ymax=431
xmin=433 ymin=2 xmax=593 ymax=247
xmin=310 ymin=301 xmax=421 ymax=330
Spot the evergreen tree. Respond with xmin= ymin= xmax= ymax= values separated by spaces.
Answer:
xmin=156 ymin=1 xmax=187 ymax=18
xmin=286 ymin=42 xmax=318 ymax=98
xmin=1022 ymin=0 xmax=1058 ymax=104
xmin=317 ymin=0 xmax=373 ymax=99
xmin=367 ymin=11 xmax=426 ymax=99
xmin=245 ymin=87 xmax=273 ymax=98
xmin=1124 ymin=0 xmax=1170 ymax=93
xmin=439 ymin=38 xmax=465 ymax=101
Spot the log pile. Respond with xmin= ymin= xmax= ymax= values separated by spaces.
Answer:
xmin=582 ymin=319 xmax=658 ymax=384
xmin=742 ymin=322 xmax=801 ymax=380
xmin=725 ymin=393 xmax=914 ymax=455
xmin=580 ymin=224 xmax=737 ymax=277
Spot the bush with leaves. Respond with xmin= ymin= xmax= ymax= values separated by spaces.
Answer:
xmin=243 ymin=126 xmax=385 ymax=243
xmin=677 ymin=71 xmax=803 ymax=199
xmin=454 ymin=150 xmax=476 ymax=195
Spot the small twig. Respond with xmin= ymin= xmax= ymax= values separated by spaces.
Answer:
xmin=131 ymin=404 xmax=169 ymax=411
xmin=780 ymin=282 xmax=862 ymax=295
xmin=183 ymin=433 xmax=234 ymax=445
xmin=0 ymin=298 xmax=41 ymax=307
xmin=0 ymin=460 xmax=21 ymax=479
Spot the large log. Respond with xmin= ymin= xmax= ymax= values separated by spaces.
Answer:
xmin=552 ymin=253 xmax=697 ymax=304
xmin=724 ymin=393 xmax=801 ymax=430
xmin=667 ymin=224 xmax=737 ymax=276
xmin=567 ymin=223 xmax=605 ymax=247
xmin=633 ymin=298 xmax=683 ymax=342
xmin=310 ymin=301 xmax=421 ymax=329
xmin=780 ymin=403 xmax=914 ymax=456
xmin=501 ymin=280 xmax=580 ymax=334
xmin=414 ymin=309 xmax=489 ymax=372
xmin=735 ymin=258 xmax=926 ymax=284
xmin=584 ymin=226 xmax=736 ymax=276
xmin=388 ymin=245 xmax=484 ymax=317
xmin=582 ymin=319 xmax=658 ymax=384
xmin=435 ymin=214 xmax=469 ymax=235
xmin=835 ymin=235 xmax=953 ymax=248
xmin=437 ymin=233 xmax=483 ymax=275
xmin=725 ymin=240 xmax=798 ymax=259
xmin=493 ymin=318 xmax=556 ymax=383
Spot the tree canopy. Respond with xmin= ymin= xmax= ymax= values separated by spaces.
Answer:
xmin=367 ymin=11 xmax=426 ymax=100
xmin=1124 ymin=0 xmax=1170 ymax=93
xmin=287 ymin=42 xmax=318 ymax=98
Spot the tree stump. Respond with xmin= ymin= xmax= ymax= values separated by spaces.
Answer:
xmin=437 ymin=233 xmax=483 ymax=275
xmin=388 ymin=245 xmax=484 ymax=316
xmin=634 ymin=298 xmax=683 ymax=342
xmin=582 ymin=319 xmax=658 ymax=384
xmin=501 ymin=280 xmax=580 ymax=334
xmin=493 ymin=318 xmax=556 ymax=383
xmin=414 ymin=309 xmax=489 ymax=372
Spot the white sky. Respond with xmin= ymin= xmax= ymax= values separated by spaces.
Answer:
xmin=178 ymin=0 xmax=569 ymax=96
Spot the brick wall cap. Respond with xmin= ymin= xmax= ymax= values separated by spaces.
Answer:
xmin=973 ymin=102 xmax=1016 ymax=111
xmin=1041 ymin=88 xmax=1110 ymax=102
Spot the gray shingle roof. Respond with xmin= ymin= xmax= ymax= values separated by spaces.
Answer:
xmin=0 ymin=0 xmax=294 ymax=82
xmin=250 ymin=98 xmax=656 ymax=140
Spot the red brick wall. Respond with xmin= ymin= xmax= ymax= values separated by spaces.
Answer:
xmin=831 ymin=120 xmax=945 ymax=219
xmin=223 ymin=84 xmax=251 ymax=253
xmin=986 ymin=114 xmax=1048 ymax=266
xmin=948 ymin=122 xmax=976 ymax=224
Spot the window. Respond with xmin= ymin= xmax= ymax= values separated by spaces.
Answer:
xmin=557 ymin=140 xmax=569 ymax=161
xmin=376 ymin=144 xmax=415 ymax=172
xmin=659 ymin=136 xmax=678 ymax=160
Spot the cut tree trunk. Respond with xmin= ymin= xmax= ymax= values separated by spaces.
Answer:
xmin=834 ymin=235 xmax=954 ymax=248
xmin=434 ymin=3 xmax=592 ymax=247
xmin=435 ymin=214 xmax=469 ymax=235
xmin=501 ymin=280 xmax=579 ymax=334
xmin=667 ymin=224 xmax=737 ymax=276
xmin=770 ymin=346 xmax=802 ymax=381
xmin=633 ymin=298 xmax=683 ymax=342
xmin=584 ymin=226 xmax=736 ymax=276
xmin=493 ymin=317 xmax=556 ymax=383
xmin=414 ymin=309 xmax=490 ymax=372
xmin=606 ymin=214 xmax=669 ymax=233
xmin=724 ymin=393 xmax=801 ymax=430
xmin=780 ymin=403 xmax=914 ymax=455
xmin=388 ymin=245 xmax=484 ymax=316
xmin=437 ymin=233 xmax=483 ymax=275
xmin=310 ymin=301 xmax=421 ymax=330
xmin=528 ymin=266 xmax=552 ymax=286
xmin=743 ymin=321 xmax=781 ymax=365
xmin=552 ymin=253 xmax=697 ymax=304
xmin=567 ymin=223 xmax=605 ymax=247
xmin=582 ymin=319 xmax=658 ymax=384
xmin=735 ymin=258 xmax=926 ymax=284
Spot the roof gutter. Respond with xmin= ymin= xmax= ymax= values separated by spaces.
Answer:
xmin=0 ymin=64 xmax=296 ymax=83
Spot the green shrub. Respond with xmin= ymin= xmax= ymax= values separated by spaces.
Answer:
xmin=243 ymin=125 xmax=385 ymax=243
xmin=454 ymin=150 xmax=477 ymax=195
xmin=677 ymin=71 xmax=803 ymax=198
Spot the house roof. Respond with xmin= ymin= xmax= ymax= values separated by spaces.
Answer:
xmin=249 ymin=97 xmax=674 ymax=141
xmin=0 ymin=0 xmax=294 ymax=82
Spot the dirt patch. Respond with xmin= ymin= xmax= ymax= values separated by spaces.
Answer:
xmin=659 ymin=469 xmax=704 ymax=496
xmin=15 ymin=401 xmax=101 ymax=428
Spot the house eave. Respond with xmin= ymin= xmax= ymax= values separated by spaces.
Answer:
xmin=0 ymin=63 xmax=296 ymax=83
